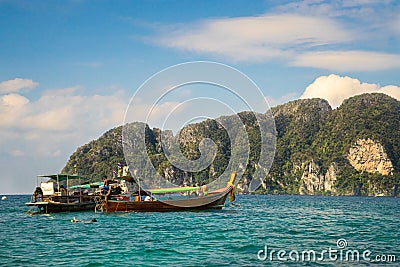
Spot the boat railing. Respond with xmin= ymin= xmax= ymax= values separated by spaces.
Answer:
xmin=37 ymin=194 xmax=96 ymax=204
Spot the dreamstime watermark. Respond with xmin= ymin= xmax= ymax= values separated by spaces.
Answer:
xmin=122 ymin=61 xmax=277 ymax=205
xmin=257 ymin=238 xmax=397 ymax=263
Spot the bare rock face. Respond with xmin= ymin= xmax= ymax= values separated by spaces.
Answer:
xmin=347 ymin=138 xmax=394 ymax=175
xmin=323 ymin=163 xmax=337 ymax=192
xmin=299 ymin=160 xmax=321 ymax=195
xmin=299 ymin=160 xmax=337 ymax=195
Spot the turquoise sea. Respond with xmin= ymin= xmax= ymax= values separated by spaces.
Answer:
xmin=0 ymin=195 xmax=399 ymax=266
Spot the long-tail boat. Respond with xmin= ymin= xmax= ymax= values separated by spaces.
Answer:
xmin=25 ymin=174 xmax=102 ymax=213
xmin=99 ymin=172 xmax=237 ymax=212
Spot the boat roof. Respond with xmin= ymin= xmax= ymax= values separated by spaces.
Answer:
xmin=38 ymin=174 xmax=88 ymax=181
xmin=148 ymin=186 xmax=199 ymax=194
xmin=69 ymin=182 xmax=103 ymax=189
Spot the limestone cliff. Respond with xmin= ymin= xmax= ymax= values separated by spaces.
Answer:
xmin=347 ymin=138 xmax=394 ymax=175
xmin=299 ymin=161 xmax=337 ymax=195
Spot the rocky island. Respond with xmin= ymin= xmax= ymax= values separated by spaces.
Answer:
xmin=63 ymin=93 xmax=399 ymax=196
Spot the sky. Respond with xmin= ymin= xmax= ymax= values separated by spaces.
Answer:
xmin=1 ymin=0 xmax=399 ymax=194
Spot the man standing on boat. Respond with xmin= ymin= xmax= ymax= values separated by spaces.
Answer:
xmin=102 ymin=176 xmax=109 ymax=195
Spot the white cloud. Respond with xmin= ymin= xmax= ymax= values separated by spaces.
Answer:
xmin=300 ymin=74 xmax=400 ymax=108
xmin=147 ymin=2 xmax=400 ymax=71
xmin=0 ymin=87 xmax=128 ymax=133
xmin=0 ymin=93 xmax=29 ymax=107
xmin=290 ymin=51 xmax=400 ymax=71
xmin=0 ymin=85 xmax=129 ymax=159
xmin=0 ymin=78 xmax=38 ymax=94
xmin=379 ymin=85 xmax=400 ymax=100
xmin=155 ymin=14 xmax=351 ymax=63
xmin=0 ymin=93 xmax=30 ymax=127
xmin=22 ymin=106 xmax=75 ymax=131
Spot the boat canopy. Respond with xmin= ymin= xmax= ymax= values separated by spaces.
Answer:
xmin=148 ymin=186 xmax=199 ymax=194
xmin=38 ymin=174 xmax=88 ymax=182
xmin=69 ymin=182 xmax=103 ymax=189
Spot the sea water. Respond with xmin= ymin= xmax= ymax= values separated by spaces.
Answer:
xmin=0 ymin=195 xmax=398 ymax=266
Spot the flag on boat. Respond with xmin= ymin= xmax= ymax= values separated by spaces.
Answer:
xmin=123 ymin=166 xmax=129 ymax=176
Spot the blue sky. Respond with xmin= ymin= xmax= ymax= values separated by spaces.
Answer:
xmin=1 ymin=0 xmax=399 ymax=194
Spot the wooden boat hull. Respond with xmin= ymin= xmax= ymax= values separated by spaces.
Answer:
xmin=25 ymin=195 xmax=99 ymax=213
xmin=104 ymin=187 xmax=233 ymax=212
xmin=26 ymin=201 xmax=96 ymax=213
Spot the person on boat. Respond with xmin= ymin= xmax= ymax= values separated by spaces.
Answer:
xmin=33 ymin=187 xmax=43 ymax=202
xmin=144 ymin=195 xmax=152 ymax=201
xmin=201 ymin=182 xmax=208 ymax=196
xmin=102 ymin=176 xmax=109 ymax=195
xmin=60 ymin=185 xmax=67 ymax=196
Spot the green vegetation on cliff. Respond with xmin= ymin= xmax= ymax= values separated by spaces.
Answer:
xmin=62 ymin=127 xmax=126 ymax=180
xmin=63 ymin=93 xmax=400 ymax=196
